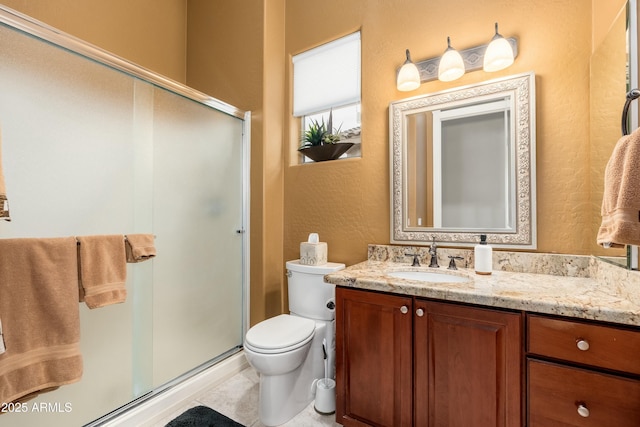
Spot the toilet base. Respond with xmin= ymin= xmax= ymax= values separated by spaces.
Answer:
xmin=257 ymin=364 xmax=317 ymax=426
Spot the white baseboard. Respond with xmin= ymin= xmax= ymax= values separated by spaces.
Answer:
xmin=101 ymin=351 xmax=248 ymax=427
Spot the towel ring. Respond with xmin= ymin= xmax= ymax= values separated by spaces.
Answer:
xmin=622 ymin=88 xmax=640 ymax=136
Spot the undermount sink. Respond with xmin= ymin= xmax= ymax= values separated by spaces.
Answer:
xmin=386 ymin=270 xmax=471 ymax=283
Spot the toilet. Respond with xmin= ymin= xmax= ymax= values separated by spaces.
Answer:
xmin=243 ymin=260 xmax=345 ymax=426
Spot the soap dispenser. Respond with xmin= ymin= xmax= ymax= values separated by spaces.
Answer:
xmin=474 ymin=234 xmax=492 ymax=275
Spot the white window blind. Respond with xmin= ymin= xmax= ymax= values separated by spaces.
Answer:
xmin=293 ymin=32 xmax=361 ymax=117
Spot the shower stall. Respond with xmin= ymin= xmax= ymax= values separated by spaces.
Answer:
xmin=0 ymin=7 xmax=248 ymax=427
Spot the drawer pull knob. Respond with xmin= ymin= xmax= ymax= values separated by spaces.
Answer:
xmin=416 ymin=308 xmax=424 ymax=317
xmin=576 ymin=339 xmax=590 ymax=351
xmin=400 ymin=305 xmax=409 ymax=314
xmin=577 ymin=403 xmax=590 ymax=418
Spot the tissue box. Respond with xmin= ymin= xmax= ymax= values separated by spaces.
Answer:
xmin=300 ymin=242 xmax=327 ymax=265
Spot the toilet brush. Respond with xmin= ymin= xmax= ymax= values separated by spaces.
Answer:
xmin=322 ymin=339 xmax=328 ymax=383
xmin=315 ymin=338 xmax=336 ymax=415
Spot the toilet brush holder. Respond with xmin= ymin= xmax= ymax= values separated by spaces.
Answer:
xmin=314 ymin=378 xmax=336 ymax=415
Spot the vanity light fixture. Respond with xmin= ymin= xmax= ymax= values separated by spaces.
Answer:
xmin=438 ymin=37 xmax=465 ymax=82
xmin=396 ymin=49 xmax=421 ymax=91
xmin=483 ymin=23 xmax=515 ymax=72
xmin=395 ymin=22 xmax=518 ymax=90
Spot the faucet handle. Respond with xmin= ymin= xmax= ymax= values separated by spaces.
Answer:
xmin=447 ymin=256 xmax=464 ymax=270
xmin=429 ymin=235 xmax=438 ymax=254
xmin=405 ymin=253 xmax=421 ymax=267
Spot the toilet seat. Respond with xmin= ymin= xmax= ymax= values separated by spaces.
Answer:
xmin=245 ymin=314 xmax=315 ymax=354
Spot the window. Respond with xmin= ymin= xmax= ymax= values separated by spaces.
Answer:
xmin=293 ymin=32 xmax=361 ymax=161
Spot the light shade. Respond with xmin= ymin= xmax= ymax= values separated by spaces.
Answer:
xmin=483 ymin=23 xmax=514 ymax=72
xmin=293 ymin=32 xmax=361 ymax=117
xmin=438 ymin=37 xmax=465 ymax=82
xmin=397 ymin=49 xmax=421 ymax=91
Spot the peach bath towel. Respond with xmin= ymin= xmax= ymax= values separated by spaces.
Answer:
xmin=76 ymin=235 xmax=127 ymax=309
xmin=0 ymin=237 xmax=82 ymax=404
xmin=124 ymin=234 xmax=156 ymax=263
xmin=0 ymin=131 xmax=10 ymax=221
xmin=598 ymin=127 xmax=640 ymax=247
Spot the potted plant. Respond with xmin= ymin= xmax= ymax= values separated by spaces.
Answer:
xmin=298 ymin=110 xmax=354 ymax=162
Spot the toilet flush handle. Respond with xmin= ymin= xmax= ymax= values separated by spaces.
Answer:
xmin=326 ymin=298 xmax=335 ymax=310
xmin=286 ymin=270 xmax=292 ymax=278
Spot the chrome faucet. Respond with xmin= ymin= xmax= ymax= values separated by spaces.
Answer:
xmin=428 ymin=236 xmax=439 ymax=268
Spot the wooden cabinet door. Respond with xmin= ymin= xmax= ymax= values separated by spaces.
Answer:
xmin=414 ymin=300 xmax=522 ymax=427
xmin=336 ymin=287 xmax=413 ymax=427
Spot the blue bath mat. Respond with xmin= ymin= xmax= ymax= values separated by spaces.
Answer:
xmin=165 ymin=405 xmax=245 ymax=427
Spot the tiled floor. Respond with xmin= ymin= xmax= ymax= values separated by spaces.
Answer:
xmin=152 ymin=367 xmax=340 ymax=427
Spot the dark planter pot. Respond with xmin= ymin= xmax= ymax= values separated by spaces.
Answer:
xmin=298 ymin=142 xmax=354 ymax=162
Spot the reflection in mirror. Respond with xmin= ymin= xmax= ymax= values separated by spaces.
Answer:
xmin=390 ymin=72 xmax=536 ymax=248
xmin=406 ymin=97 xmax=514 ymax=230
xmin=590 ymin=0 xmax=635 ymax=268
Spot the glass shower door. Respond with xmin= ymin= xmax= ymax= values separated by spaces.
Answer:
xmin=150 ymin=87 xmax=245 ymax=387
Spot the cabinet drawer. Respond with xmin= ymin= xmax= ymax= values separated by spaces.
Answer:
xmin=527 ymin=314 xmax=640 ymax=374
xmin=528 ymin=360 xmax=640 ymax=427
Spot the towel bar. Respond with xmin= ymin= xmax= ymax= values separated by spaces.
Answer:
xmin=75 ymin=235 xmax=156 ymax=245
xmin=622 ymin=88 xmax=640 ymax=136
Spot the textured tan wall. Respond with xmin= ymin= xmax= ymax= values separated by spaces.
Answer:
xmin=186 ymin=1 xmax=263 ymax=112
xmin=593 ymin=0 xmax=627 ymax=48
xmin=590 ymin=0 xmax=627 ymax=258
xmin=1 ymin=0 xmax=187 ymax=83
xmin=261 ymin=1 xmax=287 ymax=320
xmin=284 ymin=0 xmax=593 ymax=269
xmin=187 ymin=0 xmax=287 ymax=325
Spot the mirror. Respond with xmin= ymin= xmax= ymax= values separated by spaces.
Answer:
xmin=390 ymin=72 xmax=536 ymax=248
xmin=590 ymin=0 xmax=633 ymax=268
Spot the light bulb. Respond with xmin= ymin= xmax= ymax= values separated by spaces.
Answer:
xmin=438 ymin=37 xmax=465 ymax=82
xmin=397 ymin=49 xmax=421 ymax=91
xmin=483 ymin=23 xmax=514 ymax=72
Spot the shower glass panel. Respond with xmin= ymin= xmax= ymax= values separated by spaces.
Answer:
xmin=0 ymin=9 xmax=247 ymax=427
xmin=151 ymin=88 xmax=244 ymax=386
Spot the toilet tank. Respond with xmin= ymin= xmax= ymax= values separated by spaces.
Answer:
xmin=286 ymin=260 xmax=345 ymax=321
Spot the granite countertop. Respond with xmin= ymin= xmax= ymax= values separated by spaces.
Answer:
xmin=323 ymin=245 xmax=640 ymax=327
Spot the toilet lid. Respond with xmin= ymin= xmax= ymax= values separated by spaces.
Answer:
xmin=245 ymin=314 xmax=315 ymax=351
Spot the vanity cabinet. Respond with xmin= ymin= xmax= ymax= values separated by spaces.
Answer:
xmin=336 ymin=287 xmax=522 ymax=427
xmin=527 ymin=314 xmax=640 ymax=426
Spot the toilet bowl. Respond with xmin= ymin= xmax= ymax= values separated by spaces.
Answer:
xmin=244 ymin=314 xmax=315 ymax=376
xmin=243 ymin=260 xmax=344 ymax=426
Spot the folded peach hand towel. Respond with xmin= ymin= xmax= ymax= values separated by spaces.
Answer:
xmin=598 ymin=127 xmax=640 ymax=247
xmin=124 ymin=234 xmax=156 ymax=263
xmin=0 ymin=237 xmax=82 ymax=404
xmin=0 ymin=131 xmax=10 ymax=221
xmin=76 ymin=235 xmax=127 ymax=309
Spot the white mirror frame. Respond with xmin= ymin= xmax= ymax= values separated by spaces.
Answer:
xmin=389 ymin=71 xmax=537 ymax=248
